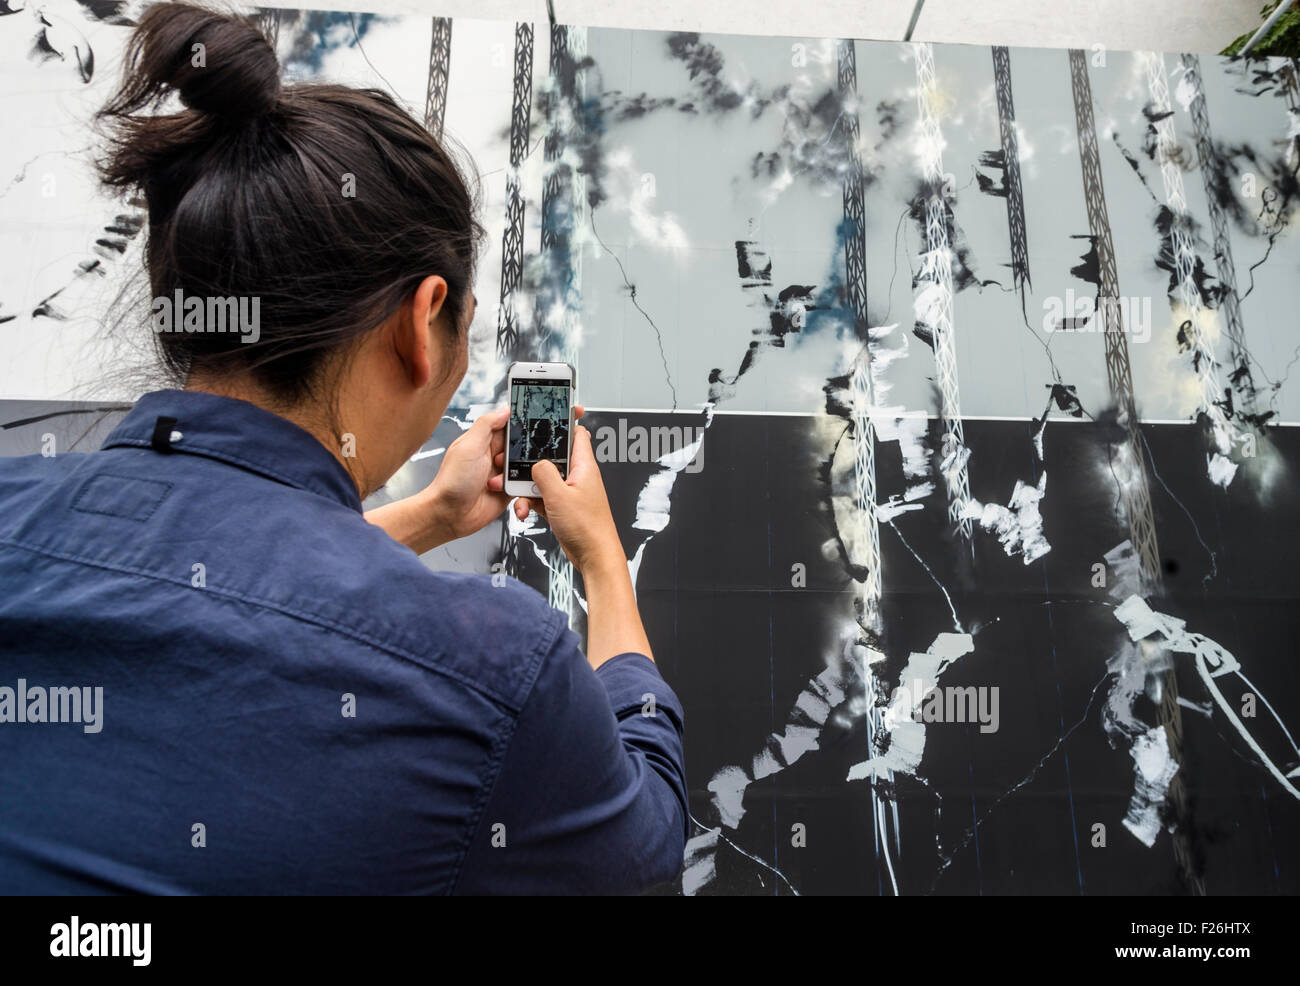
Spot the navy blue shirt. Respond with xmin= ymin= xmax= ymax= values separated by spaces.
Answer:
xmin=0 ymin=390 xmax=687 ymax=894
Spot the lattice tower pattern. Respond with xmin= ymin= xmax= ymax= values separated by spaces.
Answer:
xmin=1178 ymin=54 xmax=1256 ymax=416
xmin=992 ymin=46 xmax=1031 ymax=298
xmin=840 ymin=39 xmax=904 ymax=886
xmin=424 ymin=17 xmax=452 ymax=139
xmin=913 ymin=43 xmax=973 ymax=540
xmin=1141 ymin=51 xmax=1238 ymax=482
xmin=494 ymin=23 xmax=536 ymax=577
xmin=496 ymin=22 xmax=535 ymax=359
xmin=1070 ymin=48 xmax=1204 ymax=896
xmin=539 ymin=25 xmax=589 ymax=629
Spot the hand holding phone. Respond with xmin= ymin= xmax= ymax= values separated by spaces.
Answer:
xmin=530 ymin=424 xmax=625 ymax=570
xmin=532 ymin=424 xmax=650 ymax=666
xmin=503 ymin=361 xmax=575 ymax=499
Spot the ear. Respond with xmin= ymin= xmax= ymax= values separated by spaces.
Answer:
xmin=394 ymin=275 xmax=449 ymax=390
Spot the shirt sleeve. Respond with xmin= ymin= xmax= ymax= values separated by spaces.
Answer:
xmin=451 ymin=631 xmax=688 ymax=895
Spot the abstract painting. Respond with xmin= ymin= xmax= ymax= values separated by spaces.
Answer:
xmin=2 ymin=2 xmax=1298 ymax=894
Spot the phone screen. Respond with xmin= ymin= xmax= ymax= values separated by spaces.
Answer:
xmin=508 ymin=377 xmax=572 ymax=481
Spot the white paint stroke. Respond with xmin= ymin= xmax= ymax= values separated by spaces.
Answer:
xmin=872 ymin=407 xmax=934 ymax=489
xmin=864 ymin=322 xmax=934 ymax=499
xmin=1113 ymin=595 xmax=1300 ymax=800
xmin=957 ymin=414 xmax=1051 ymax=564
xmin=877 ymin=496 xmax=925 ymax=522
xmin=627 ymin=414 xmax=710 ymax=589
xmin=962 ymin=472 xmax=1050 ymax=563
xmin=1104 ymin=539 xmax=1144 ymax=599
xmin=707 ymin=651 xmax=856 ymax=831
xmin=681 ymin=828 xmax=719 ymax=896
xmin=1177 ymin=696 xmax=1214 ymax=718
xmin=1207 ymin=452 xmax=1238 ymax=488
xmin=1103 ymin=638 xmax=1172 ymax=744
xmin=505 ymin=502 xmax=553 ymax=571
xmin=1123 ymin=725 xmax=1179 ymax=847
xmin=847 ymin=632 xmax=975 ymax=780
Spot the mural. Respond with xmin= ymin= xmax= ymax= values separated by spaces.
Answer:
xmin=1 ymin=3 xmax=1298 ymax=894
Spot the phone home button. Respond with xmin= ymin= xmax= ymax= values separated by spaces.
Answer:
xmin=530 ymin=483 xmax=540 ymax=496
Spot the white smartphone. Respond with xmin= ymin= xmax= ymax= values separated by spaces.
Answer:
xmin=503 ymin=361 xmax=576 ymax=499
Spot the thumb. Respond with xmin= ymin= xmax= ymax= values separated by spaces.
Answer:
xmin=531 ymin=458 xmax=565 ymax=498
xmin=464 ymin=406 xmax=505 ymax=450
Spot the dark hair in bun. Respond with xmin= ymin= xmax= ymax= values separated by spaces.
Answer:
xmin=107 ymin=3 xmax=281 ymax=118
xmin=95 ymin=2 xmax=483 ymax=407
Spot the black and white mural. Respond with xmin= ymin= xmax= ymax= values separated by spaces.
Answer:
xmin=2 ymin=4 xmax=1298 ymax=894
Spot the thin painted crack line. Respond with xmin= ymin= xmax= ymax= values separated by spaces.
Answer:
xmin=590 ymin=208 xmax=679 ymax=410
xmin=688 ymin=814 xmax=801 ymax=896
xmin=928 ymin=667 xmax=1112 ymax=893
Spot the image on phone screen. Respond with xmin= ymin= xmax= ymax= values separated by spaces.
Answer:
xmin=508 ymin=379 xmax=571 ymax=481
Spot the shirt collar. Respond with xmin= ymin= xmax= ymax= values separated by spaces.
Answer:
xmin=101 ymin=389 xmax=364 ymax=513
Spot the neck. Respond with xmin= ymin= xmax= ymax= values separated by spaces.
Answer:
xmin=183 ymin=374 xmax=375 ymax=497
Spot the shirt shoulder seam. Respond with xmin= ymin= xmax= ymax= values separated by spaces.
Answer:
xmin=0 ymin=535 xmax=524 ymax=712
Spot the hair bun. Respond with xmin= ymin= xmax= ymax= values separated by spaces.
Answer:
xmin=118 ymin=3 xmax=281 ymax=120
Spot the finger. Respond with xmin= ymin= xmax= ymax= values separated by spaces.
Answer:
xmin=515 ymin=496 xmax=546 ymax=520
xmin=494 ymin=451 xmax=504 ymax=468
xmin=488 ymin=472 xmax=504 ymax=492
xmin=467 ymin=405 xmax=508 ymax=449
xmin=531 ymin=458 xmax=565 ymax=498
xmin=574 ymin=404 xmax=585 ymax=421
xmin=567 ymin=423 xmax=596 ymax=481
xmin=489 ymin=405 xmax=513 ymax=458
